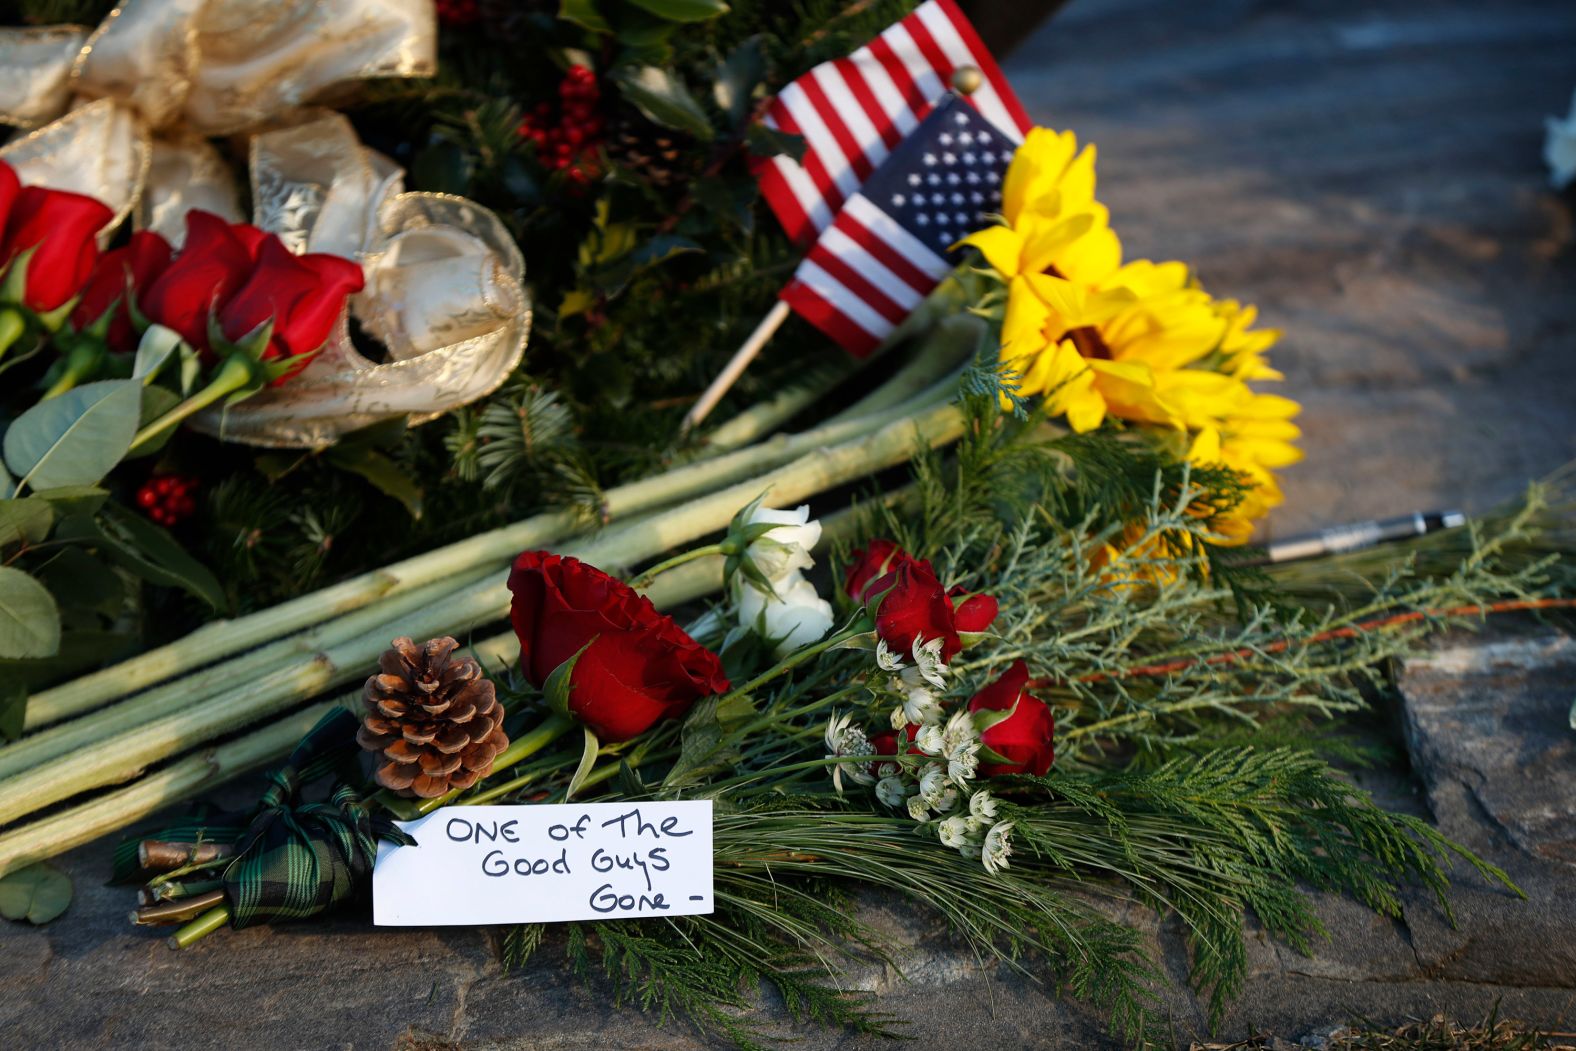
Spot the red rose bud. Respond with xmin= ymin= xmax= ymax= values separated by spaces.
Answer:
xmin=845 ymin=540 xmax=998 ymax=661
xmin=70 ymin=230 xmax=174 ymax=352
xmin=218 ymin=235 xmax=364 ymax=383
xmin=0 ymin=185 xmax=114 ymax=312
xmin=507 ymin=551 xmax=729 ymax=742
xmin=968 ymin=660 xmax=1056 ymax=778
xmin=141 ymin=211 xmax=269 ymax=355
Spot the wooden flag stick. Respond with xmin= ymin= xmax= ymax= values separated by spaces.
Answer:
xmin=682 ymin=300 xmax=791 ymax=434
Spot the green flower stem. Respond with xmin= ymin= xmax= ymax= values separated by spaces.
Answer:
xmin=411 ymin=712 xmax=574 ymax=816
xmin=626 ymin=543 xmax=726 ymax=591
xmin=127 ymin=355 xmax=254 ymax=456
xmin=0 ymin=701 xmax=335 ymax=881
xmin=168 ymin=904 xmax=231 ymax=949
xmin=0 ymin=308 xmax=24 ymax=359
xmin=720 ymin=625 xmax=869 ymax=706
xmin=0 ymin=573 xmax=490 ymax=781
xmin=21 ymin=380 xmax=948 ymax=734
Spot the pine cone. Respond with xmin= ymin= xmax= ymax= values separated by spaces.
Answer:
xmin=358 ymin=637 xmax=510 ymax=798
xmin=605 ymin=117 xmax=696 ymax=189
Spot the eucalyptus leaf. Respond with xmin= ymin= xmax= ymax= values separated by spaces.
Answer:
xmin=625 ymin=0 xmax=728 ymax=23
xmin=0 ymin=498 xmax=54 ymax=549
xmin=0 ymin=627 xmax=135 ymax=690
xmin=33 ymin=485 xmax=108 ymax=518
xmin=612 ymin=66 xmax=715 ymax=141
xmin=37 ymin=547 xmax=123 ymax=615
xmin=664 ymin=692 xmax=755 ymax=789
xmin=3 ymin=380 xmax=140 ymax=492
xmin=126 ymin=385 xmax=182 ymax=459
xmin=0 ymin=862 xmax=72 ymax=924
xmin=132 ymin=324 xmax=184 ymax=383
xmin=0 ymin=566 xmax=60 ymax=658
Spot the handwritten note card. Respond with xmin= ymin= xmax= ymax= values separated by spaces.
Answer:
xmin=373 ymin=801 xmax=714 ymax=926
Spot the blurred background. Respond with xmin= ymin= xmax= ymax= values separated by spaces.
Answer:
xmin=993 ymin=0 xmax=1576 ymax=537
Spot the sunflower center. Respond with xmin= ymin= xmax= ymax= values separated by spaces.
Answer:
xmin=1067 ymin=326 xmax=1113 ymax=360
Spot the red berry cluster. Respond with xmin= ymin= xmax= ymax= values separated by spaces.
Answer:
xmin=517 ymin=65 xmax=603 ymax=188
xmin=136 ymin=474 xmax=198 ymax=528
xmin=436 ymin=0 xmax=480 ymax=26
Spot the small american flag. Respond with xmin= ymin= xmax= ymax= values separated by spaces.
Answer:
xmin=779 ymin=95 xmax=1015 ymax=356
xmin=754 ymin=0 xmax=1031 ymax=247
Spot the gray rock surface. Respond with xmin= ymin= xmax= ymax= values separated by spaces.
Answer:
xmin=4 ymin=0 xmax=1576 ymax=1047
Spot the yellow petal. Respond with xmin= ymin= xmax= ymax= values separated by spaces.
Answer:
xmin=956 ymin=225 xmax=1025 ymax=279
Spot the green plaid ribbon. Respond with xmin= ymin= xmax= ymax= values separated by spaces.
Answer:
xmin=115 ymin=708 xmax=415 ymax=928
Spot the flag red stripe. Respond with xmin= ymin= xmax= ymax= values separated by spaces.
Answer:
xmin=799 ymin=73 xmax=874 ymax=184
xmin=836 ymin=211 xmax=939 ymax=293
xmin=780 ymin=280 xmax=884 ymax=357
xmin=866 ymin=32 xmax=931 ymax=121
xmin=768 ymin=96 xmax=847 ymax=239
xmin=754 ymin=162 xmax=814 ymax=245
xmin=833 ymin=56 xmax=901 ymax=152
xmin=903 ymin=15 xmax=957 ymax=104
xmin=805 ymin=243 xmax=910 ymax=325
xmin=935 ymin=0 xmax=1032 ymax=135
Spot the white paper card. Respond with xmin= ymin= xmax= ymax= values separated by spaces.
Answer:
xmin=373 ymin=801 xmax=714 ymax=926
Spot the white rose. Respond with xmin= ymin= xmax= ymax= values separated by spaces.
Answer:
xmin=741 ymin=503 xmax=822 ymax=584
xmin=736 ymin=572 xmax=834 ymax=655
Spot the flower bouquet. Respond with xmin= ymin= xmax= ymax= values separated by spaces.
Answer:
xmin=0 ymin=0 xmax=1571 ymax=1048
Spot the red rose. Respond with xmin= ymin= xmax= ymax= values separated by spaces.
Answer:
xmin=968 ymin=660 xmax=1055 ymax=777
xmin=69 ymin=230 xmax=174 ymax=352
xmin=141 ymin=211 xmax=269 ymax=355
xmin=868 ymin=722 xmax=924 ymax=770
xmin=507 ymin=551 xmax=730 ymax=741
xmin=844 ymin=539 xmax=998 ymax=660
xmin=1 ymin=185 xmax=113 ymax=311
xmin=218 ymin=235 xmax=364 ymax=382
xmin=0 ymin=163 xmax=18 ymax=236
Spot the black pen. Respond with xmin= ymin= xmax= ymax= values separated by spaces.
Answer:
xmin=1241 ymin=510 xmax=1467 ymax=566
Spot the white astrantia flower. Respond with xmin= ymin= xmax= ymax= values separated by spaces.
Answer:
xmin=969 ymin=789 xmax=999 ymax=821
xmin=915 ymin=723 xmax=947 ymax=756
xmin=937 ymin=815 xmax=971 ymax=849
xmin=875 ymin=760 xmax=899 ymax=780
xmin=932 ymin=787 xmax=959 ymax=814
xmin=964 ymin=816 xmax=985 ymax=837
xmin=875 ymin=639 xmax=905 ymax=672
xmin=918 ymin=762 xmax=948 ymax=804
xmin=1546 ymin=88 xmax=1576 ymax=190
xmin=738 ymin=503 xmax=821 ymax=584
xmin=735 ymin=572 xmax=834 ymax=657
xmin=942 ymin=709 xmax=977 ymax=756
xmin=947 ymin=742 xmax=979 ymax=785
xmin=823 ymin=711 xmax=874 ymax=793
xmin=956 ymin=839 xmax=982 ymax=862
xmin=890 ymin=684 xmax=941 ymax=728
xmin=905 ymin=636 xmax=948 ymax=689
xmin=981 ymin=821 xmax=1015 ymax=875
xmin=876 ymin=776 xmax=909 ymax=809
xmin=907 ymin=795 xmax=931 ymax=822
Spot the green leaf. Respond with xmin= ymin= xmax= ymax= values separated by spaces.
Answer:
xmin=0 ymin=862 xmax=72 ymax=924
xmin=559 ymin=0 xmax=610 ymax=32
xmin=590 ymin=234 xmax=702 ymax=298
xmin=564 ymin=726 xmax=600 ymax=801
xmin=663 ymin=692 xmax=755 ymax=790
xmin=72 ymin=504 xmax=226 ymax=610
xmin=0 ymin=680 xmax=25 ymax=742
xmin=37 ymin=547 xmax=123 ymax=615
xmin=612 ymin=66 xmax=715 ymax=141
xmin=0 ymin=566 xmax=60 ymax=658
xmin=132 ymin=324 xmax=183 ymax=383
xmin=543 ymin=638 xmax=595 ymax=719
xmin=624 ymin=0 xmax=728 ymax=22
xmin=0 ymin=498 xmax=54 ymax=549
xmin=126 ymin=385 xmax=182 ymax=459
xmin=2 ymin=379 xmax=140 ymax=491
xmin=0 ymin=628 xmax=134 ymax=690
xmin=713 ymin=35 xmax=764 ymax=127
xmin=745 ymin=123 xmax=807 ymax=163
xmin=325 ymin=445 xmax=424 ymax=520
xmin=32 ymin=485 xmax=107 ymax=518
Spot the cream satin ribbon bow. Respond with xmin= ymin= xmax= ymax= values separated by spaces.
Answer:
xmin=0 ymin=3 xmax=531 ymax=448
